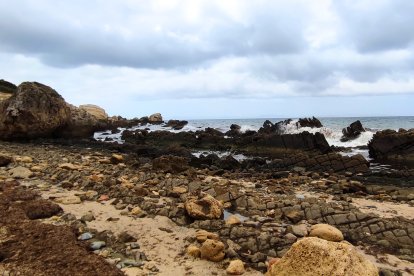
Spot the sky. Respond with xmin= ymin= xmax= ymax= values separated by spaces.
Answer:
xmin=1 ymin=0 xmax=414 ymax=119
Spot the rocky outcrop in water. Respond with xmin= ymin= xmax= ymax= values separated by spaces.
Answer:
xmin=148 ymin=113 xmax=163 ymax=124
xmin=0 ymin=82 xmax=71 ymax=140
xmin=165 ymin=119 xmax=188 ymax=130
xmin=341 ymin=120 xmax=365 ymax=142
xmin=296 ymin=117 xmax=323 ymax=128
xmin=368 ymin=129 xmax=414 ymax=166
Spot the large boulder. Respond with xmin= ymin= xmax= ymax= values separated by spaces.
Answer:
xmin=79 ymin=104 xmax=108 ymax=120
xmin=148 ymin=113 xmax=163 ymax=124
xmin=55 ymin=104 xmax=108 ymax=138
xmin=341 ymin=120 xmax=365 ymax=142
xmin=0 ymin=82 xmax=71 ymax=139
xmin=266 ymin=237 xmax=378 ymax=276
xmin=185 ymin=193 xmax=223 ymax=220
xmin=368 ymin=129 xmax=414 ymax=165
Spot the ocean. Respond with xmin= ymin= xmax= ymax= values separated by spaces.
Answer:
xmin=95 ymin=116 xmax=414 ymax=150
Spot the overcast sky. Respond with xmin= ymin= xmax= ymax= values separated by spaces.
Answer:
xmin=1 ymin=0 xmax=414 ymax=119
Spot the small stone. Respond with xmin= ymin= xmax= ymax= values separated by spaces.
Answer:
xmin=55 ymin=195 xmax=82 ymax=205
xmin=19 ymin=156 xmax=33 ymax=163
xmin=120 ymin=259 xmax=143 ymax=268
xmin=309 ymin=224 xmax=344 ymax=242
xmin=90 ymin=241 xmax=106 ymax=250
xmin=185 ymin=193 xmax=223 ymax=220
xmin=130 ymin=206 xmax=143 ymax=216
xmin=110 ymin=154 xmax=124 ymax=164
xmin=226 ymin=260 xmax=245 ymax=275
xmin=9 ymin=166 xmax=33 ymax=179
xmin=81 ymin=213 xmax=95 ymax=222
xmin=98 ymin=194 xmax=110 ymax=201
xmin=0 ymin=154 xmax=13 ymax=167
xmin=226 ymin=215 xmax=241 ymax=225
xmin=78 ymin=232 xmax=94 ymax=241
xmin=289 ymin=224 xmax=308 ymax=237
xmin=118 ymin=231 xmax=137 ymax=243
xmin=59 ymin=163 xmax=81 ymax=170
xmin=196 ymin=230 xmax=220 ymax=243
xmin=187 ymin=245 xmax=201 ymax=258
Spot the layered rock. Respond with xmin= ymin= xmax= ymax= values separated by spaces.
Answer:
xmin=266 ymin=237 xmax=378 ymax=276
xmin=341 ymin=120 xmax=365 ymax=142
xmin=368 ymin=129 xmax=414 ymax=166
xmin=0 ymin=82 xmax=71 ymax=140
xmin=79 ymin=104 xmax=108 ymax=120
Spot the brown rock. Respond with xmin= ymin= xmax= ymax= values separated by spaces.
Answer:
xmin=79 ymin=104 xmax=108 ymax=120
xmin=0 ymin=82 xmax=71 ymax=139
xmin=266 ymin=237 xmax=378 ymax=276
xmin=200 ymin=239 xmax=225 ymax=262
xmin=309 ymin=224 xmax=344 ymax=242
xmin=0 ymin=154 xmax=12 ymax=166
xmin=196 ymin=230 xmax=220 ymax=243
xmin=226 ymin=259 xmax=245 ymax=275
xmin=148 ymin=113 xmax=163 ymax=124
xmin=187 ymin=245 xmax=201 ymax=258
xmin=226 ymin=215 xmax=242 ymax=225
xmin=185 ymin=193 xmax=223 ymax=220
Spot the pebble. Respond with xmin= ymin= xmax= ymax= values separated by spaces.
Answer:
xmin=90 ymin=241 xmax=106 ymax=250
xmin=78 ymin=232 xmax=94 ymax=241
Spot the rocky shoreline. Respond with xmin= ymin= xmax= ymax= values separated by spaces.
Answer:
xmin=1 ymin=80 xmax=414 ymax=275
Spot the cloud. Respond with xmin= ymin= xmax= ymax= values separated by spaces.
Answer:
xmin=0 ymin=0 xmax=309 ymax=69
xmin=0 ymin=0 xmax=414 ymax=118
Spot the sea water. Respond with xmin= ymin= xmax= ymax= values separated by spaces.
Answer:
xmin=95 ymin=116 xmax=414 ymax=149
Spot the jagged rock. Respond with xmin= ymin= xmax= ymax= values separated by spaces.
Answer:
xmin=200 ymin=239 xmax=225 ymax=262
xmin=309 ymin=224 xmax=344 ymax=242
xmin=185 ymin=193 xmax=223 ymax=220
xmin=0 ymin=82 xmax=71 ymax=139
xmin=266 ymin=237 xmax=378 ymax=276
xmin=341 ymin=120 xmax=365 ymax=142
xmin=152 ymin=155 xmax=189 ymax=173
xmin=368 ymin=129 xmax=414 ymax=166
xmin=79 ymin=104 xmax=108 ymax=120
xmin=148 ymin=113 xmax=163 ymax=124
xmin=297 ymin=117 xmax=322 ymax=128
xmin=225 ymin=124 xmax=242 ymax=137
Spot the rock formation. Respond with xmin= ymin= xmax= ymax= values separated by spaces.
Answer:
xmin=148 ymin=113 xmax=163 ymax=124
xmin=79 ymin=104 xmax=108 ymax=120
xmin=341 ymin=120 xmax=365 ymax=142
xmin=0 ymin=82 xmax=71 ymax=140
xmin=368 ymin=129 xmax=414 ymax=165
xmin=266 ymin=237 xmax=378 ymax=276
xmin=296 ymin=117 xmax=323 ymax=128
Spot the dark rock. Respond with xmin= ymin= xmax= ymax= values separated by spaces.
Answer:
xmin=152 ymin=155 xmax=189 ymax=173
xmin=165 ymin=120 xmax=188 ymax=130
xmin=368 ymin=129 xmax=414 ymax=166
xmin=341 ymin=120 xmax=365 ymax=142
xmin=118 ymin=231 xmax=137 ymax=243
xmin=0 ymin=79 xmax=17 ymax=94
xmin=21 ymin=199 xmax=63 ymax=220
xmin=297 ymin=117 xmax=323 ymax=128
xmin=225 ymin=124 xmax=242 ymax=137
xmin=0 ymin=154 xmax=12 ymax=166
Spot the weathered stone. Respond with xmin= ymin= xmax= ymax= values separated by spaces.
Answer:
xmin=200 ymin=239 xmax=225 ymax=262
xmin=309 ymin=224 xmax=344 ymax=242
xmin=9 ymin=166 xmax=33 ymax=179
xmin=196 ymin=230 xmax=220 ymax=243
xmin=185 ymin=193 xmax=223 ymax=220
xmin=187 ymin=245 xmax=201 ymax=258
xmin=266 ymin=237 xmax=378 ymax=276
xmin=226 ymin=259 xmax=245 ymax=275
xmin=226 ymin=215 xmax=242 ymax=225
